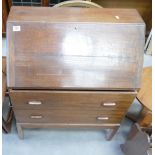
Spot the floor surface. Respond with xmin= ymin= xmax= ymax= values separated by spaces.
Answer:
xmin=3 ymin=117 xmax=132 ymax=155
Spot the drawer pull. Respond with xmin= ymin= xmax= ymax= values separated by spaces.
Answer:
xmin=30 ymin=115 xmax=42 ymax=119
xmin=28 ymin=101 xmax=42 ymax=105
xmin=97 ymin=116 xmax=109 ymax=120
xmin=102 ymin=103 xmax=116 ymax=106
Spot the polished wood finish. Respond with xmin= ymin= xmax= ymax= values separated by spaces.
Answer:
xmin=10 ymin=90 xmax=136 ymax=109
xmin=7 ymin=7 xmax=144 ymax=139
xmin=17 ymin=122 xmax=120 ymax=139
xmin=7 ymin=7 xmax=144 ymax=23
xmin=10 ymin=90 xmax=136 ymax=126
xmin=137 ymin=67 xmax=152 ymax=111
xmin=138 ymin=107 xmax=152 ymax=127
xmin=126 ymin=67 xmax=152 ymax=127
xmin=7 ymin=7 xmax=145 ymax=90
xmin=3 ymin=0 xmax=151 ymax=36
xmin=10 ymin=90 xmax=136 ymax=139
xmin=18 ymin=122 xmax=121 ymax=128
xmin=137 ymin=67 xmax=152 ymax=127
xmin=10 ymin=89 xmax=136 ymax=140
xmin=14 ymin=109 xmax=124 ymax=124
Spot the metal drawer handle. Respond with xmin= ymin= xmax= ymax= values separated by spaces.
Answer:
xmin=102 ymin=102 xmax=116 ymax=106
xmin=28 ymin=101 xmax=42 ymax=105
xmin=97 ymin=116 xmax=109 ymax=120
xmin=30 ymin=115 xmax=43 ymax=119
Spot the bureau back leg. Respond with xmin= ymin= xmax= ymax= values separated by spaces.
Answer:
xmin=17 ymin=123 xmax=24 ymax=139
xmin=106 ymin=126 xmax=119 ymax=141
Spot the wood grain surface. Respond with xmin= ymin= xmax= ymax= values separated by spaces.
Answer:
xmin=18 ymin=122 xmax=121 ymax=129
xmin=8 ymin=7 xmax=144 ymax=23
xmin=137 ymin=67 xmax=152 ymax=111
xmin=14 ymin=109 xmax=124 ymax=124
xmin=7 ymin=7 xmax=145 ymax=90
xmin=10 ymin=90 xmax=136 ymax=110
xmin=10 ymin=90 xmax=136 ymax=126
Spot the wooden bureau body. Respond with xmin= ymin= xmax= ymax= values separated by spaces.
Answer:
xmin=7 ymin=7 xmax=145 ymax=139
xmin=10 ymin=90 xmax=136 ymax=124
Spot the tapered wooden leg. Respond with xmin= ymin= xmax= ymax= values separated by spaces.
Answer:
xmin=17 ymin=123 xmax=24 ymax=139
xmin=106 ymin=127 xmax=119 ymax=141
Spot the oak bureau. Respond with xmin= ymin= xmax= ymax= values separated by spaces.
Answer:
xmin=7 ymin=6 xmax=145 ymax=139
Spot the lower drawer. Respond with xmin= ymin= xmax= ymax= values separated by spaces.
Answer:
xmin=14 ymin=109 xmax=124 ymax=124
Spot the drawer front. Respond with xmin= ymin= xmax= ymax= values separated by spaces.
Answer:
xmin=14 ymin=109 xmax=124 ymax=124
xmin=10 ymin=90 xmax=136 ymax=110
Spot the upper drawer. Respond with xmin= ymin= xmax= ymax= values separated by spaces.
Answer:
xmin=10 ymin=90 xmax=136 ymax=110
xmin=7 ymin=7 xmax=145 ymax=90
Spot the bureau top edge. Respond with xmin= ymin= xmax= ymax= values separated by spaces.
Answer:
xmin=7 ymin=87 xmax=139 ymax=92
xmin=8 ymin=88 xmax=138 ymax=94
xmin=7 ymin=6 xmax=145 ymax=24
